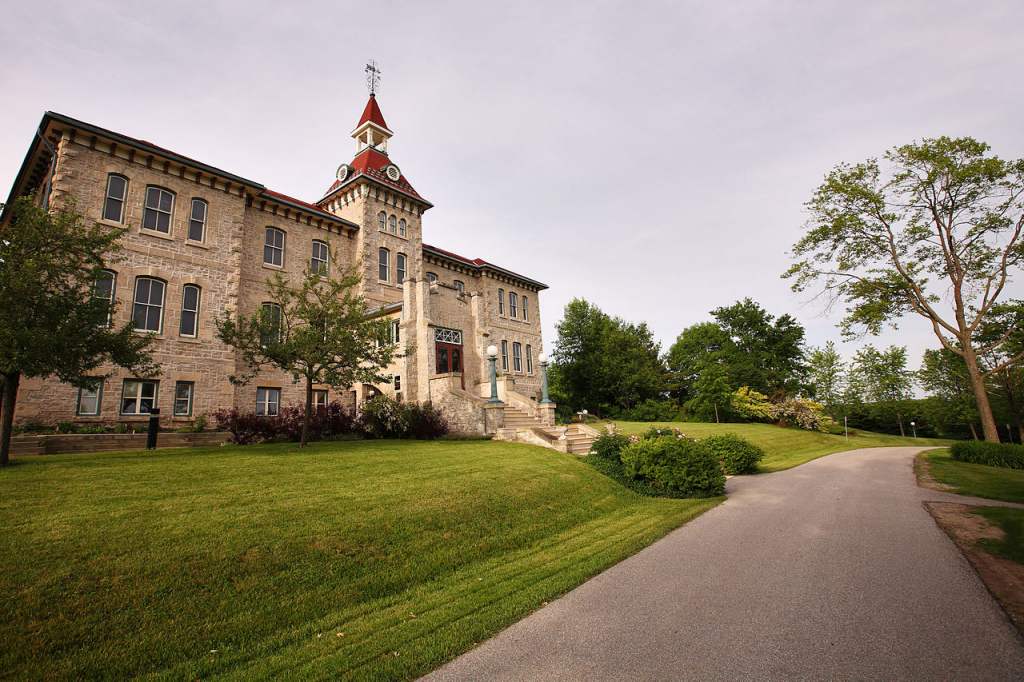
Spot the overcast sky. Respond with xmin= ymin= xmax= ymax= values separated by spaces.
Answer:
xmin=3 ymin=0 xmax=1023 ymax=374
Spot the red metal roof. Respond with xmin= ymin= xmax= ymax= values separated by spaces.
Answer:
xmin=320 ymin=146 xmax=427 ymax=203
xmin=422 ymin=243 xmax=548 ymax=289
xmin=357 ymin=95 xmax=390 ymax=131
xmin=260 ymin=189 xmax=354 ymax=224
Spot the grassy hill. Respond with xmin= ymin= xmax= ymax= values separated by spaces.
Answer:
xmin=608 ymin=420 xmax=952 ymax=471
xmin=0 ymin=440 xmax=718 ymax=681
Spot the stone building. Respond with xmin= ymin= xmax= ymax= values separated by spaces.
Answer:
xmin=1 ymin=93 xmax=556 ymax=436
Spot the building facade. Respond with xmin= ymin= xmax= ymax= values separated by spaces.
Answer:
xmin=2 ymin=95 xmax=550 ymax=434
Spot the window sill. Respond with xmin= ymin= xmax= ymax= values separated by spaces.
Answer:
xmin=262 ymin=262 xmax=285 ymax=271
xmin=177 ymin=337 xmax=202 ymax=344
xmin=98 ymin=218 xmax=126 ymax=229
xmin=139 ymin=227 xmax=175 ymax=241
xmin=133 ymin=331 xmax=164 ymax=339
xmin=186 ymin=240 xmax=209 ymax=250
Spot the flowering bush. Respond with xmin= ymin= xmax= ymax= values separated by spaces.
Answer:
xmin=591 ymin=432 xmax=630 ymax=461
xmin=769 ymin=397 xmax=827 ymax=431
xmin=730 ymin=387 xmax=773 ymax=422
xmin=213 ymin=400 xmax=363 ymax=444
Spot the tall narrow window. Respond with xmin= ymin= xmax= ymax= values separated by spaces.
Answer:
xmin=77 ymin=380 xmax=103 ymax=416
xmin=512 ymin=342 xmax=523 ymax=372
xmin=188 ymin=199 xmax=207 ymax=242
xmin=378 ymin=247 xmax=390 ymax=281
xmin=397 ymin=253 xmax=407 ymax=284
xmin=94 ymin=270 xmax=117 ymax=327
xmin=498 ymin=288 xmax=505 ymax=315
xmin=313 ymin=390 xmax=328 ymax=409
xmin=501 ymin=340 xmax=509 ymax=372
xmin=103 ymin=175 xmax=127 ymax=223
xmin=522 ymin=296 xmax=529 ymax=322
xmin=132 ymin=277 xmax=165 ymax=333
xmin=173 ymin=381 xmax=194 ymax=417
xmin=392 ymin=320 xmax=401 ymax=343
xmin=509 ymin=292 xmax=518 ymax=318
xmin=388 ymin=215 xmax=397 ymax=234
xmin=143 ymin=187 xmax=174 ymax=234
xmin=311 ymin=240 xmax=329 ymax=276
xmin=526 ymin=344 xmax=533 ymax=373
xmin=260 ymin=302 xmax=282 ymax=345
xmin=454 ymin=280 xmax=465 ymax=294
xmin=398 ymin=218 xmax=407 ymax=237
xmin=264 ymin=227 xmax=285 ymax=266
xmin=179 ymin=284 xmax=201 ymax=338
xmin=378 ymin=211 xmax=387 ymax=231
xmin=256 ymin=387 xmax=280 ymax=416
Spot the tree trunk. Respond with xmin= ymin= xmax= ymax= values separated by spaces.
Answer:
xmin=1 ymin=373 xmax=20 ymax=467
xmin=896 ymin=409 xmax=905 ymax=438
xmin=961 ymin=343 xmax=1000 ymax=442
xmin=301 ymin=374 xmax=312 ymax=448
xmin=969 ymin=422 xmax=979 ymax=441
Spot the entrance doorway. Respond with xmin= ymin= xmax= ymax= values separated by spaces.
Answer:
xmin=435 ymin=342 xmax=465 ymax=390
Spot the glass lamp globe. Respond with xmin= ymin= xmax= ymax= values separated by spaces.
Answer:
xmin=487 ymin=345 xmax=498 ymax=357
xmin=538 ymin=353 xmax=548 ymax=364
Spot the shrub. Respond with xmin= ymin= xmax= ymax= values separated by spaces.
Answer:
xmin=731 ymin=387 xmax=773 ymax=422
xmin=55 ymin=421 xmax=79 ymax=434
xmin=617 ymin=399 xmax=679 ymax=423
xmin=22 ymin=420 xmax=49 ymax=434
xmin=770 ymin=397 xmax=826 ymax=431
xmin=211 ymin=407 xmax=273 ymax=445
xmin=951 ymin=441 xmax=1024 ymax=470
xmin=213 ymin=401 xmax=363 ymax=445
xmin=362 ymin=395 xmax=409 ymax=439
xmin=403 ymin=401 xmax=450 ymax=439
xmin=112 ymin=423 xmax=134 ymax=434
xmin=641 ymin=424 xmax=690 ymax=441
xmin=591 ymin=432 xmax=630 ymax=461
xmin=620 ymin=437 xmax=725 ymax=497
xmin=701 ymin=433 xmax=765 ymax=475
xmin=78 ymin=425 xmax=109 ymax=434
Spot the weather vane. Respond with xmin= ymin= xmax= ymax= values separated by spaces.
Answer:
xmin=365 ymin=60 xmax=381 ymax=96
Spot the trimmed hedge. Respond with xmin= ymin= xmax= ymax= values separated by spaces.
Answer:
xmin=701 ymin=433 xmax=765 ymax=475
xmin=950 ymin=441 xmax=1024 ymax=470
xmin=620 ymin=437 xmax=725 ymax=498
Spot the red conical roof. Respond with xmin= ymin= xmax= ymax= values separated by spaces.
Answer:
xmin=357 ymin=95 xmax=390 ymax=131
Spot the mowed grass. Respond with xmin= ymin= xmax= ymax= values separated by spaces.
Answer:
xmin=922 ymin=448 xmax=1024 ymax=504
xmin=0 ymin=440 xmax=718 ymax=681
xmin=608 ymin=421 xmax=951 ymax=472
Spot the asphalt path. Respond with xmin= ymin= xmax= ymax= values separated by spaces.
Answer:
xmin=422 ymin=447 xmax=1024 ymax=681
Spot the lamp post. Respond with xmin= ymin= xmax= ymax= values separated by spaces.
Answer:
xmin=486 ymin=344 xmax=502 ymax=404
xmin=538 ymin=352 xmax=553 ymax=404
xmin=911 ymin=421 xmax=917 ymax=438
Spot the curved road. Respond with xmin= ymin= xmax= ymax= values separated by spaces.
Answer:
xmin=423 ymin=447 xmax=1024 ymax=681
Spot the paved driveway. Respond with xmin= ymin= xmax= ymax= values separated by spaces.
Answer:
xmin=422 ymin=447 xmax=1024 ymax=681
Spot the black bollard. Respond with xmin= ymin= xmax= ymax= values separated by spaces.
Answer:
xmin=146 ymin=408 xmax=161 ymax=450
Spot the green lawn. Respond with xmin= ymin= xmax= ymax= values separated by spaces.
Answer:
xmin=0 ymin=440 xmax=718 ymax=681
xmin=608 ymin=421 xmax=950 ymax=472
xmin=922 ymin=448 xmax=1024 ymax=505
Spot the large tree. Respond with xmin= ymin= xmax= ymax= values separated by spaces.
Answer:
xmin=852 ymin=344 xmax=915 ymax=437
xmin=918 ymin=347 xmax=981 ymax=440
xmin=215 ymin=248 xmax=398 ymax=447
xmin=0 ymin=196 xmax=157 ymax=466
xmin=806 ymin=341 xmax=845 ymax=422
xmin=550 ymin=298 xmax=666 ymax=416
xmin=786 ymin=137 xmax=1024 ymax=441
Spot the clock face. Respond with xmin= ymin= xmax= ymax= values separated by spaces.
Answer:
xmin=336 ymin=164 xmax=350 ymax=182
xmin=385 ymin=164 xmax=401 ymax=182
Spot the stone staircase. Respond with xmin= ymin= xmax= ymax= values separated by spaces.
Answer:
xmin=497 ymin=405 xmax=598 ymax=454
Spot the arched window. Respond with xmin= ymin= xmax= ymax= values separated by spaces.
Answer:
xmin=103 ymin=174 xmax=127 ymax=223
xmin=509 ymin=292 xmax=518 ymax=318
xmin=397 ymin=253 xmax=407 ymax=284
xmin=453 ymin=280 xmax=465 ymax=294
xmin=143 ymin=186 xmax=175 ymax=234
xmin=498 ymin=288 xmax=505 ymax=315
xmin=426 ymin=272 xmax=438 ymax=283
xmin=389 ymin=215 xmax=397 ymax=234
xmin=264 ymin=227 xmax=285 ymax=266
xmin=131 ymin=277 xmax=166 ymax=333
xmin=398 ymin=218 xmax=407 ymax=237
xmin=521 ymin=296 xmax=529 ymax=322
xmin=378 ymin=211 xmax=387 ymax=231
xmin=188 ymin=199 xmax=207 ymax=242
xmin=378 ymin=247 xmax=390 ymax=281
xmin=179 ymin=284 xmax=201 ymax=338
xmin=311 ymin=240 xmax=329 ymax=276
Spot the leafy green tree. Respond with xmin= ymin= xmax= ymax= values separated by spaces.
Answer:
xmin=711 ymin=298 xmax=807 ymax=397
xmin=852 ymin=345 xmax=915 ymax=437
xmin=550 ymin=298 xmax=666 ymax=416
xmin=918 ymin=347 xmax=981 ymax=439
xmin=687 ymin=363 xmax=732 ymax=423
xmin=786 ymin=137 xmax=1024 ymax=441
xmin=974 ymin=301 xmax=1024 ymax=441
xmin=0 ymin=196 xmax=157 ymax=466
xmin=807 ymin=341 xmax=845 ymax=422
xmin=215 ymin=248 xmax=398 ymax=447
xmin=666 ymin=321 xmax=730 ymax=403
